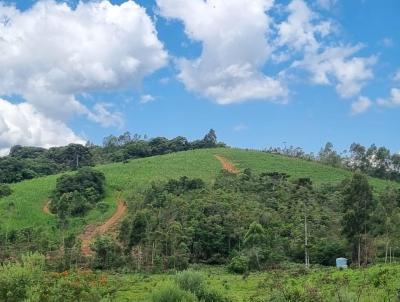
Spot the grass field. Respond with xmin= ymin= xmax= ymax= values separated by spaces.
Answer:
xmin=0 ymin=148 xmax=398 ymax=239
xmin=103 ymin=264 xmax=400 ymax=301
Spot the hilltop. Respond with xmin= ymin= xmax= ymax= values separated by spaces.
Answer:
xmin=0 ymin=148 xmax=397 ymax=244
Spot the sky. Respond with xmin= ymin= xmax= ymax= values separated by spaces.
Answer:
xmin=0 ymin=0 xmax=399 ymax=155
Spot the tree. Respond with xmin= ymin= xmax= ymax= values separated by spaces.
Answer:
xmin=341 ymin=173 xmax=374 ymax=266
xmin=375 ymin=187 xmax=400 ymax=263
xmin=202 ymin=129 xmax=217 ymax=148
xmin=244 ymin=222 xmax=266 ymax=269
xmin=318 ymin=142 xmax=342 ymax=167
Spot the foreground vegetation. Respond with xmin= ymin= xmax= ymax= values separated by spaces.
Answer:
xmin=2 ymin=253 xmax=400 ymax=302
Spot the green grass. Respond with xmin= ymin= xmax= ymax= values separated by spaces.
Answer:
xmin=0 ymin=148 xmax=398 ymax=239
xmin=217 ymin=148 xmax=398 ymax=192
xmin=107 ymin=264 xmax=400 ymax=301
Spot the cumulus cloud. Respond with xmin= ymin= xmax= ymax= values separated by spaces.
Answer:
xmin=157 ymin=0 xmax=374 ymax=104
xmin=293 ymin=45 xmax=376 ymax=98
xmin=157 ymin=0 xmax=288 ymax=104
xmin=86 ymin=103 xmax=123 ymax=128
xmin=140 ymin=94 xmax=155 ymax=104
xmin=0 ymin=0 xmax=166 ymax=151
xmin=0 ymin=99 xmax=85 ymax=156
xmin=351 ymin=96 xmax=372 ymax=115
xmin=377 ymin=88 xmax=400 ymax=108
xmin=277 ymin=0 xmax=332 ymax=53
xmin=0 ymin=0 xmax=167 ymax=117
xmin=278 ymin=0 xmax=375 ymax=98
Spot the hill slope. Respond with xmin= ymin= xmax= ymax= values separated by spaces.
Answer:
xmin=0 ymin=148 xmax=397 ymax=240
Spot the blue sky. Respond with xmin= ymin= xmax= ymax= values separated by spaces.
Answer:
xmin=0 ymin=0 xmax=399 ymax=155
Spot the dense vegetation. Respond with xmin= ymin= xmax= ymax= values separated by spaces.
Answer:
xmin=0 ymin=184 xmax=12 ymax=198
xmin=80 ymin=169 xmax=397 ymax=273
xmin=0 ymin=130 xmax=223 ymax=184
xmin=3 ymin=253 xmax=400 ymax=301
xmin=267 ymin=142 xmax=400 ymax=182
xmin=50 ymin=167 xmax=106 ymax=217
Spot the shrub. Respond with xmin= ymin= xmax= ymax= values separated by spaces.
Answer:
xmin=175 ymin=270 xmax=205 ymax=294
xmin=96 ymin=201 xmax=110 ymax=213
xmin=151 ymin=285 xmax=198 ymax=302
xmin=91 ymin=236 xmax=124 ymax=270
xmin=0 ymin=183 xmax=12 ymax=198
xmin=51 ymin=167 xmax=105 ymax=217
xmin=175 ymin=270 xmax=232 ymax=302
xmin=228 ymin=255 xmax=248 ymax=274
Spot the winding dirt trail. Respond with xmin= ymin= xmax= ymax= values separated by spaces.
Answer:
xmin=79 ymin=199 xmax=127 ymax=256
xmin=215 ymin=155 xmax=239 ymax=174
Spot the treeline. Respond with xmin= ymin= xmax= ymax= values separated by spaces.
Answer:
xmin=0 ymin=129 xmax=224 ymax=184
xmin=78 ymin=170 xmax=399 ymax=273
xmin=266 ymin=142 xmax=400 ymax=182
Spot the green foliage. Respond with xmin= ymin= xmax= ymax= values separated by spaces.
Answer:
xmin=151 ymin=285 xmax=198 ymax=302
xmin=173 ymin=270 xmax=231 ymax=302
xmin=341 ymin=172 xmax=375 ymax=264
xmin=0 ymin=183 xmax=12 ymax=198
xmin=91 ymin=235 xmax=124 ymax=270
xmin=175 ymin=270 xmax=205 ymax=294
xmin=51 ymin=167 xmax=105 ymax=217
xmin=228 ymin=255 xmax=249 ymax=274
xmin=0 ymin=253 xmax=116 ymax=302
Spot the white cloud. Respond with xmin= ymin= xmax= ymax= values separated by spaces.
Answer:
xmin=157 ymin=0 xmax=288 ymax=104
xmin=157 ymin=0 xmax=374 ymax=105
xmin=394 ymin=70 xmax=400 ymax=82
xmin=381 ymin=37 xmax=394 ymax=48
xmin=351 ymin=96 xmax=372 ymax=115
xmin=377 ymin=88 xmax=400 ymax=108
xmin=276 ymin=0 xmax=375 ymax=99
xmin=0 ymin=0 xmax=167 ymax=152
xmin=86 ymin=103 xmax=123 ymax=128
xmin=0 ymin=99 xmax=85 ymax=156
xmin=0 ymin=0 xmax=167 ymax=118
xmin=233 ymin=123 xmax=248 ymax=131
xmin=293 ymin=45 xmax=376 ymax=98
xmin=277 ymin=0 xmax=332 ymax=53
xmin=140 ymin=94 xmax=155 ymax=104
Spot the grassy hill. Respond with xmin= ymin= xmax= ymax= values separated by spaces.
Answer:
xmin=0 ymin=148 xmax=397 ymax=237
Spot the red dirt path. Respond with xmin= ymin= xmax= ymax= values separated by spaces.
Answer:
xmin=42 ymin=200 xmax=52 ymax=215
xmin=214 ymin=155 xmax=239 ymax=174
xmin=79 ymin=199 xmax=127 ymax=256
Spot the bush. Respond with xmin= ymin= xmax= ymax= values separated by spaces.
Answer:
xmin=51 ymin=167 xmax=105 ymax=217
xmin=175 ymin=270 xmax=232 ymax=302
xmin=0 ymin=183 xmax=12 ymax=198
xmin=228 ymin=255 xmax=248 ymax=274
xmin=0 ymin=253 xmax=45 ymax=302
xmin=96 ymin=201 xmax=110 ymax=213
xmin=91 ymin=236 xmax=124 ymax=270
xmin=151 ymin=285 xmax=198 ymax=302
xmin=175 ymin=270 xmax=205 ymax=294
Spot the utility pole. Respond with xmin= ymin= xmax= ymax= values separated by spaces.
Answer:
xmin=304 ymin=205 xmax=309 ymax=269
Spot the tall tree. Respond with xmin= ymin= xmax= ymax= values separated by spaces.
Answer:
xmin=341 ymin=173 xmax=374 ymax=266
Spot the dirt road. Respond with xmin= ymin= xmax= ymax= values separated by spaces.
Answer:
xmin=79 ymin=199 xmax=127 ymax=256
xmin=214 ymin=155 xmax=239 ymax=174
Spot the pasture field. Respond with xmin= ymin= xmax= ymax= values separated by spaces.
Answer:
xmin=0 ymin=148 xmax=397 ymax=240
xmin=104 ymin=264 xmax=400 ymax=301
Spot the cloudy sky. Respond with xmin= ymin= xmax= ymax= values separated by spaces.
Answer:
xmin=0 ymin=0 xmax=399 ymax=155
